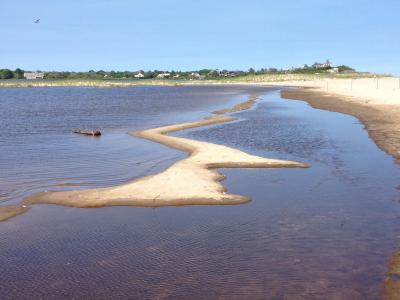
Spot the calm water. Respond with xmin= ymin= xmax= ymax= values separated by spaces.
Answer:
xmin=0 ymin=85 xmax=267 ymax=204
xmin=1 ymin=87 xmax=400 ymax=299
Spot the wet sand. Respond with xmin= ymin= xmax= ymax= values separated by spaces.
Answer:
xmin=23 ymin=115 xmax=307 ymax=208
xmin=281 ymin=87 xmax=400 ymax=300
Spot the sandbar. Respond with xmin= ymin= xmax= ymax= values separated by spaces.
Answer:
xmin=24 ymin=115 xmax=307 ymax=208
xmin=0 ymin=205 xmax=29 ymax=222
xmin=213 ymin=95 xmax=259 ymax=114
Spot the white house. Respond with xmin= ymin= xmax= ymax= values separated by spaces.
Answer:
xmin=189 ymin=72 xmax=204 ymax=80
xmin=134 ymin=73 xmax=144 ymax=78
xmin=24 ymin=72 xmax=44 ymax=80
xmin=312 ymin=63 xmax=325 ymax=69
xmin=156 ymin=73 xmax=171 ymax=78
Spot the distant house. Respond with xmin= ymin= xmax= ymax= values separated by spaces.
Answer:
xmin=228 ymin=71 xmax=244 ymax=77
xmin=189 ymin=72 xmax=204 ymax=80
xmin=208 ymin=69 xmax=222 ymax=77
xmin=134 ymin=72 xmax=144 ymax=78
xmin=313 ymin=60 xmax=333 ymax=69
xmin=220 ymin=70 xmax=242 ymax=77
xmin=24 ymin=72 xmax=44 ymax=80
xmin=324 ymin=59 xmax=332 ymax=68
xmin=312 ymin=62 xmax=325 ymax=69
xmin=156 ymin=73 xmax=171 ymax=78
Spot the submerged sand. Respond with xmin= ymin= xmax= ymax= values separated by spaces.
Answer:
xmin=213 ymin=95 xmax=259 ymax=114
xmin=23 ymin=116 xmax=307 ymax=208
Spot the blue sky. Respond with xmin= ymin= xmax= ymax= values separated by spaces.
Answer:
xmin=1 ymin=0 xmax=399 ymax=74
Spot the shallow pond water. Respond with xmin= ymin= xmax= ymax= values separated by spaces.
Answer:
xmin=1 ymin=87 xmax=400 ymax=299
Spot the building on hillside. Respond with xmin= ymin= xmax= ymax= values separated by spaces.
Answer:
xmin=208 ymin=69 xmax=221 ymax=77
xmin=220 ymin=70 xmax=243 ymax=77
xmin=313 ymin=60 xmax=333 ymax=69
xmin=312 ymin=62 xmax=325 ymax=69
xmin=134 ymin=72 xmax=144 ymax=78
xmin=189 ymin=72 xmax=204 ymax=80
xmin=24 ymin=72 xmax=44 ymax=80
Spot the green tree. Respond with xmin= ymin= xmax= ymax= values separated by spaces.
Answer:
xmin=0 ymin=69 xmax=14 ymax=79
xmin=14 ymin=68 xmax=24 ymax=79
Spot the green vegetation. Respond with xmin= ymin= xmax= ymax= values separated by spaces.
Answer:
xmin=0 ymin=63 xmax=359 ymax=81
xmin=0 ymin=69 xmax=15 ymax=79
xmin=0 ymin=63 xmax=390 ymax=87
xmin=0 ymin=68 xmax=26 ymax=79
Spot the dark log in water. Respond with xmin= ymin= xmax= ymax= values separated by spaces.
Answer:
xmin=73 ymin=129 xmax=101 ymax=136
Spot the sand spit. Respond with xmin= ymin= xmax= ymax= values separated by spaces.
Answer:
xmin=24 ymin=116 xmax=308 ymax=208
xmin=213 ymin=95 xmax=259 ymax=114
xmin=0 ymin=205 xmax=29 ymax=222
xmin=281 ymin=88 xmax=400 ymax=164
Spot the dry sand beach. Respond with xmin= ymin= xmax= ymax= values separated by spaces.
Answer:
xmin=266 ymin=77 xmax=400 ymax=164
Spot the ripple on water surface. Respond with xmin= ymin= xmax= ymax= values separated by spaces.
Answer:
xmin=0 ymin=85 xmax=272 ymax=205
xmin=1 ymin=88 xmax=400 ymax=299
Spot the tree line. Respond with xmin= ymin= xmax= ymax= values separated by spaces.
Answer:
xmin=0 ymin=68 xmax=24 ymax=79
xmin=0 ymin=65 xmax=355 ymax=80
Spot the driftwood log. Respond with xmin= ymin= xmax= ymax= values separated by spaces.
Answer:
xmin=73 ymin=129 xmax=102 ymax=136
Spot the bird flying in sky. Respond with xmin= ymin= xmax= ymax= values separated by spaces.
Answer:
xmin=35 ymin=19 xmax=40 ymax=23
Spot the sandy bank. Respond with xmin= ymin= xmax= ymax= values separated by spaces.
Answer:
xmin=24 ymin=115 xmax=307 ymax=208
xmin=272 ymin=77 xmax=400 ymax=105
xmin=281 ymin=88 xmax=400 ymax=164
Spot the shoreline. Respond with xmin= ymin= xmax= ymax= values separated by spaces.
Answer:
xmin=281 ymin=87 xmax=400 ymax=300
xmin=0 ymin=95 xmax=308 ymax=222
xmin=281 ymin=88 xmax=400 ymax=164
xmin=0 ymin=205 xmax=29 ymax=222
